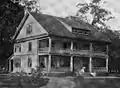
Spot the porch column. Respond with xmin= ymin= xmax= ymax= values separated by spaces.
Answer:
xmin=48 ymin=55 xmax=51 ymax=72
xmin=70 ymin=41 xmax=73 ymax=71
xmin=89 ymin=43 xmax=93 ymax=72
xmin=70 ymin=56 xmax=73 ymax=71
xmin=89 ymin=57 xmax=92 ymax=72
xmin=106 ymin=57 xmax=108 ymax=72
xmin=48 ymin=37 xmax=52 ymax=72
xmin=44 ymin=57 xmax=47 ymax=68
xmin=106 ymin=45 xmax=109 ymax=72
xmin=48 ymin=37 xmax=52 ymax=53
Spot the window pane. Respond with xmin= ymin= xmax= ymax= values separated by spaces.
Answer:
xmin=26 ymin=24 xmax=32 ymax=35
xmin=28 ymin=42 xmax=32 ymax=51
xmin=14 ymin=43 xmax=21 ymax=52
xmin=28 ymin=58 xmax=32 ymax=67
xmin=72 ymin=27 xmax=89 ymax=35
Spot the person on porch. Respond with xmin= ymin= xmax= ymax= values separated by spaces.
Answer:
xmin=79 ymin=66 xmax=86 ymax=75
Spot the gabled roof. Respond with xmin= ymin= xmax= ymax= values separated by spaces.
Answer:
xmin=14 ymin=11 xmax=111 ymax=43
xmin=30 ymin=12 xmax=76 ymax=39
xmin=30 ymin=12 xmax=111 ymax=43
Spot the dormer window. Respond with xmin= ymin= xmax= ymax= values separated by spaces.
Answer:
xmin=72 ymin=27 xmax=90 ymax=35
xmin=26 ymin=24 xmax=32 ymax=35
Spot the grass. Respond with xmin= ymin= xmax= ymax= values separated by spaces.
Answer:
xmin=73 ymin=76 xmax=120 ymax=88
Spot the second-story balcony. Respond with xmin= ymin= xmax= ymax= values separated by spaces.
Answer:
xmin=73 ymin=49 xmax=90 ymax=56
xmin=38 ymin=47 xmax=107 ymax=57
xmin=38 ymin=47 xmax=72 ymax=54
xmin=51 ymin=48 xmax=72 ymax=54
xmin=39 ymin=47 xmax=49 ymax=53
xmin=38 ymin=47 xmax=91 ymax=56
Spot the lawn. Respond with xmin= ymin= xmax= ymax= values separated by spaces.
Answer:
xmin=40 ymin=76 xmax=120 ymax=88
xmin=6 ymin=72 xmax=120 ymax=88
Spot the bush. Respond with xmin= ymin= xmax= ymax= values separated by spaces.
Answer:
xmin=30 ymin=66 xmax=49 ymax=86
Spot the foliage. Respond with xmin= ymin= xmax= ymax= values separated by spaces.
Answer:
xmin=0 ymin=0 xmax=41 ymax=66
xmin=101 ymin=29 xmax=120 ymax=72
xmin=0 ymin=0 xmax=24 ymax=66
xmin=76 ymin=0 xmax=114 ymax=29
xmin=30 ymin=66 xmax=47 ymax=86
xmin=76 ymin=0 xmax=120 ymax=72
xmin=0 ymin=0 xmax=24 ymax=43
xmin=18 ymin=0 xmax=41 ymax=13
xmin=9 ymin=70 xmax=49 ymax=87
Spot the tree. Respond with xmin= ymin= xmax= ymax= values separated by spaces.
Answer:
xmin=18 ymin=0 xmax=41 ymax=13
xmin=0 ymin=0 xmax=24 ymax=66
xmin=76 ymin=0 xmax=114 ymax=29
xmin=0 ymin=0 xmax=24 ymax=43
xmin=0 ymin=0 xmax=41 ymax=66
xmin=76 ymin=0 xmax=120 ymax=72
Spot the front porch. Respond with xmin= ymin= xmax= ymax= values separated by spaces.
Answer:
xmin=38 ymin=55 xmax=108 ymax=75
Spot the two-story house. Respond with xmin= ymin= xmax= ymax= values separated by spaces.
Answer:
xmin=8 ymin=10 xmax=110 ymax=74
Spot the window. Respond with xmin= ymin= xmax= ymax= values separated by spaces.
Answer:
xmin=72 ymin=27 xmax=89 ymax=35
xmin=51 ymin=56 xmax=70 ymax=68
xmin=92 ymin=58 xmax=106 ymax=67
xmin=63 ymin=43 xmax=67 ymax=49
xmin=28 ymin=42 xmax=32 ymax=51
xmin=52 ymin=42 xmax=55 ymax=48
xmin=39 ymin=56 xmax=48 ymax=68
xmin=38 ymin=39 xmax=49 ymax=48
xmin=14 ymin=58 xmax=21 ymax=68
xmin=19 ymin=46 xmax=21 ymax=52
xmin=26 ymin=24 xmax=32 ymax=35
xmin=14 ymin=43 xmax=21 ymax=52
xmin=28 ymin=58 xmax=32 ymax=67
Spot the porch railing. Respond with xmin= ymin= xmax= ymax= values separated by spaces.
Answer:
xmin=51 ymin=48 xmax=72 ymax=54
xmin=38 ymin=47 xmax=72 ymax=54
xmin=73 ymin=49 xmax=90 ymax=56
xmin=38 ymin=47 xmax=107 ymax=56
xmin=92 ymin=51 xmax=107 ymax=57
xmin=92 ymin=67 xmax=107 ymax=72
xmin=39 ymin=47 xmax=49 ymax=53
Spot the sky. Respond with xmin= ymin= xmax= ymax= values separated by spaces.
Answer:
xmin=38 ymin=0 xmax=120 ymax=30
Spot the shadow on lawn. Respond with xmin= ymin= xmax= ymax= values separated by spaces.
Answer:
xmin=73 ymin=76 xmax=120 ymax=88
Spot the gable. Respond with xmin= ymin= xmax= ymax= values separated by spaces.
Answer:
xmin=16 ymin=13 xmax=48 ymax=40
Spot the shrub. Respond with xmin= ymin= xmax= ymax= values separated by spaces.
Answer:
xmin=30 ymin=66 xmax=49 ymax=86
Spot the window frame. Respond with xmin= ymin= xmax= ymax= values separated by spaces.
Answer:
xmin=26 ymin=24 xmax=32 ymax=35
xmin=14 ymin=43 xmax=21 ymax=52
xmin=14 ymin=58 xmax=21 ymax=68
xmin=28 ymin=57 xmax=32 ymax=68
xmin=28 ymin=42 xmax=32 ymax=52
xmin=72 ymin=27 xmax=89 ymax=35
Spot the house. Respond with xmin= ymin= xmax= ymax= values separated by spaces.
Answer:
xmin=8 ymin=10 xmax=111 ymax=74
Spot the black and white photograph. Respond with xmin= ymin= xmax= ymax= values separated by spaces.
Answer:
xmin=0 ymin=0 xmax=120 ymax=88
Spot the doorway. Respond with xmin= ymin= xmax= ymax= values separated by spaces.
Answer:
xmin=10 ymin=60 xmax=13 ymax=72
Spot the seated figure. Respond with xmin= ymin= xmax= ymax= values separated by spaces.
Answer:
xmin=79 ymin=67 xmax=86 ymax=75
